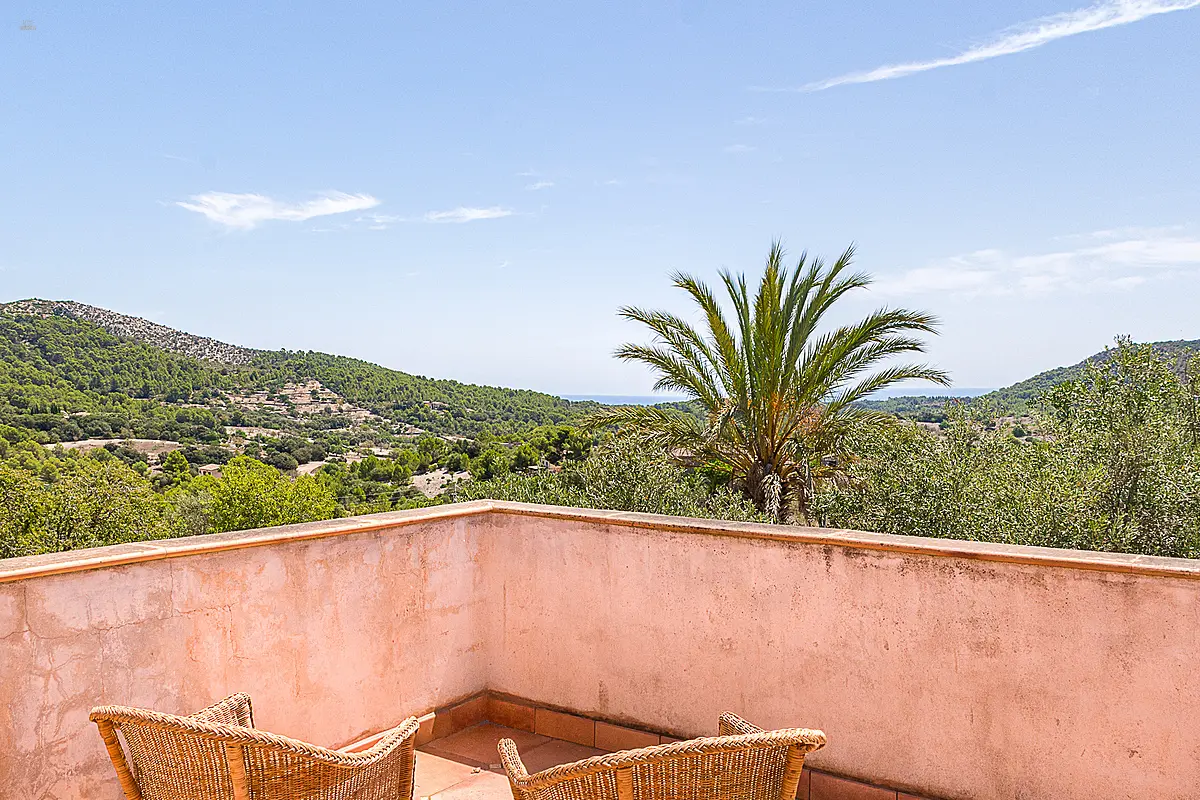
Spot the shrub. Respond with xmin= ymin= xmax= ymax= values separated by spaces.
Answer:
xmin=455 ymin=436 xmax=765 ymax=522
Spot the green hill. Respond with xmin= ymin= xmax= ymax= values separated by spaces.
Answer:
xmin=254 ymin=349 xmax=598 ymax=436
xmin=0 ymin=300 xmax=599 ymax=448
xmin=981 ymin=339 xmax=1200 ymax=413
xmin=860 ymin=338 xmax=1200 ymax=419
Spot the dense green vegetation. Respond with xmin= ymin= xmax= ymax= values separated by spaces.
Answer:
xmin=2 ymin=299 xmax=1198 ymax=562
xmin=985 ymin=338 xmax=1200 ymax=414
xmin=0 ymin=437 xmax=445 ymax=559
xmin=853 ymin=393 xmax=961 ymax=421
xmin=467 ymin=340 xmax=1200 ymax=558
xmin=0 ymin=314 xmax=232 ymax=443
xmin=0 ymin=442 xmax=340 ymax=559
xmin=453 ymin=436 xmax=765 ymax=522
xmin=0 ymin=442 xmax=173 ymax=557
xmin=815 ymin=341 xmax=1200 ymax=557
xmin=0 ymin=308 xmax=614 ymax=558
xmin=0 ymin=418 xmax=600 ymax=558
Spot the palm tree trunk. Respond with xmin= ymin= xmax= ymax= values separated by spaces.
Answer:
xmin=745 ymin=461 xmax=820 ymax=525
xmin=745 ymin=461 xmax=785 ymax=522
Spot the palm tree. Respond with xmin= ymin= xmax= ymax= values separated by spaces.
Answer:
xmin=588 ymin=241 xmax=948 ymax=523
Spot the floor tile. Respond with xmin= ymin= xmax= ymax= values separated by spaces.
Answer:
xmin=428 ymin=768 xmax=513 ymax=800
xmin=516 ymin=738 xmax=608 ymax=775
xmin=415 ymin=751 xmax=482 ymax=799
xmin=422 ymin=722 xmax=549 ymax=769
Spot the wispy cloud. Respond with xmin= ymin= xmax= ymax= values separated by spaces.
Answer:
xmin=355 ymin=212 xmax=402 ymax=230
xmin=874 ymin=229 xmax=1200 ymax=297
xmin=177 ymin=191 xmax=379 ymax=229
xmin=525 ymin=180 xmax=555 ymax=191
xmin=777 ymin=0 xmax=1200 ymax=92
xmin=1053 ymin=224 xmax=1187 ymax=242
xmin=724 ymin=144 xmax=755 ymax=154
xmin=327 ymin=207 xmax=516 ymax=231
xmin=423 ymin=206 xmax=514 ymax=224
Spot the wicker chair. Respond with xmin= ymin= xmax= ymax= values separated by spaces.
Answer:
xmin=498 ymin=713 xmax=825 ymax=800
xmin=90 ymin=693 xmax=419 ymax=800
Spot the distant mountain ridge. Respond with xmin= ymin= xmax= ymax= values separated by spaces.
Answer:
xmin=4 ymin=298 xmax=1194 ymax=432
xmin=981 ymin=338 xmax=1200 ymax=410
xmin=861 ymin=338 xmax=1200 ymax=418
xmin=0 ymin=299 xmax=261 ymax=365
xmin=0 ymin=299 xmax=598 ymax=443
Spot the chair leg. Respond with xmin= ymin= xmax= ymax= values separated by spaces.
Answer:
xmin=777 ymin=745 xmax=806 ymax=800
xmin=226 ymin=742 xmax=251 ymax=800
xmin=95 ymin=720 xmax=143 ymax=800
xmin=616 ymin=766 xmax=635 ymax=800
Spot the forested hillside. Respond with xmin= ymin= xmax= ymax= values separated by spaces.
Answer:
xmin=257 ymin=350 xmax=592 ymax=436
xmin=0 ymin=301 xmax=608 ymax=558
xmin=0 ymin=302 xmax=597 ymax=443
xmin=0 ymin=313 xmax=234 ymax=443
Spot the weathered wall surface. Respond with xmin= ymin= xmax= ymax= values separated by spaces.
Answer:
xmin=3 ymin=501 xmax=1199 ymax=799
xmin=0 ymin=509 xmax=490 ymax=800
xmin=480 ymin=508 xmax=1200 ymax=800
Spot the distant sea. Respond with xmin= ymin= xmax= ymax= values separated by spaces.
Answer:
xmin=563 ymin=388 xmax=996 ymax=405
xmin=561 ymin=394 xmax=688 ymax=405
xmin=868 ymin=387 xmax=995 ymax=399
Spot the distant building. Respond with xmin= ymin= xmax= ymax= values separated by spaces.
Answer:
xmin=198 ymin=464 xmax=223 ymax=478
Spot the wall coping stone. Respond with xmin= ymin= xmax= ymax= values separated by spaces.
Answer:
xmin=2 ymin=499 xmax=1198 ymax=585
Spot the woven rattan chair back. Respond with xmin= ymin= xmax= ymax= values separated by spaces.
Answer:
xmin=90 ymin=693 xmax=419 ymax=800
xmin=498 ymin=713 xmax=826 ymax=800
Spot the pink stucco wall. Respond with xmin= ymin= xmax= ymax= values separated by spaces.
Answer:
xmin=2 ymin=501 xmax=1198 ymax=799
xmin=0 ymin=508 xmax=491 ymax=799
xmin=480 ymin=508 xmax=1200 ymax=800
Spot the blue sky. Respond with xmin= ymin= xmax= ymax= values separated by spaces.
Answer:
xmin=4 ymin=1 xmax=1200 ymax=396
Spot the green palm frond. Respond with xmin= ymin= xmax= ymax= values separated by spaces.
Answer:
xmin=597 ymin=240 xmax=947 ymax=521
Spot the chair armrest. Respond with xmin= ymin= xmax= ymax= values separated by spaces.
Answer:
xmin=718 ymin=712 xmax=763 ymax=737
xmin=238 ymin=717 xmax=420 ymax=800
xmin=284 ymin=716 xmax=420 ymax=767
xmin=498 ymin=737 xmax=531 ymax=789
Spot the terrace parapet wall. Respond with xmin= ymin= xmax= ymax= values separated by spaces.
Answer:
xmin=2 ymin=501 xmax=1198 ymax=800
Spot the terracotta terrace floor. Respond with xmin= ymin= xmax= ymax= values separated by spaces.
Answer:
xmin=416 ymin=722 xmax=607 ymax=800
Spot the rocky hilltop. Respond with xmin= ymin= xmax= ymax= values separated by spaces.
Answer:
xmin=0 ymin=299 xmax=260 ymax=365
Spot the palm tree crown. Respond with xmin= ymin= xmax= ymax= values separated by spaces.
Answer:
xmin=589 ymin=241 xmax=948 ymax=522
